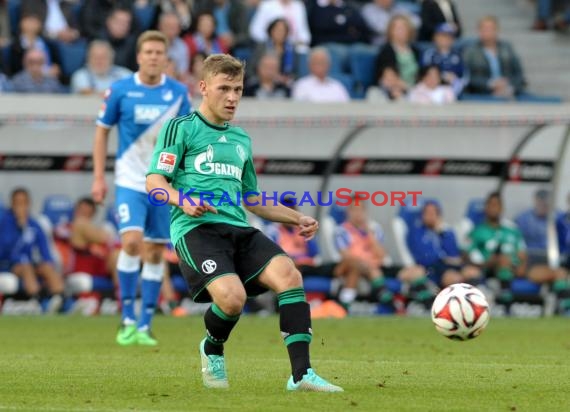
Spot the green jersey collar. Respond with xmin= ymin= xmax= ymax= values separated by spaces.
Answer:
xmin=195 ymin=110 xmax=230 ymax=131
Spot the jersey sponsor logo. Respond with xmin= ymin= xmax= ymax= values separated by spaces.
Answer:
xmin=202 ymin=259 xmax=217 ymax=274
xmin=134 ymin=104 xmax=169 ymax=124
xmin=157 ymin=152 xmax=177 ymax=173
xmin=194 ymin=145 xmax=243 ymax=180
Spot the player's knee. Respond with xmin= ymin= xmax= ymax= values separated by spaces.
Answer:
xmin=281 ymin=266 xmax=303 ymax=290
xmin=144 ymin=247 xmax=163 ymax=264
xmin=215 ymin=289 xmax=247 ymax=316
xmin=122 ymin=239 xmax=142 ymax=256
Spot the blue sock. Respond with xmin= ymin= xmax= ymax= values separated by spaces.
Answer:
xmin=117 ymin=250 xmax=141 ymax=324
xmin=137 ymin=262 xmax=164 ymax=331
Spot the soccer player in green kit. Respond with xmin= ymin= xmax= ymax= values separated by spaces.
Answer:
xmin=466 ymin=192 xmax=527 ymax=304
xmin=145 ymin=54 xmax=343 ymax=392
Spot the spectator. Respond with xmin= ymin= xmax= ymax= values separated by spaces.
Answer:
xmin=465 ymin=192 xmax=527 ymax=304
xmin=150 ymin=0 xmax=193 ymax=34
xmin=514 ymin=189 xmax=570 ymax=308
xmin=307 ymin=0 xmax=370 ymax=47
xmin=8 ymin=48 xmax=65 ymax=93
xmin=182 ymin=50 xmax=206 ymax=99
xmin=418 ymin=0 xmax=462 ymax=42
xmin=422 ymin=22 xmax=465 ymax=97
xmin=361 ymin=0 xmax=421 ymax=46
xmin=183 ymin=12 xmax=228 ymax=57
xmin=0 ymin=0 xmax=11 ymax=46
xmin=372 ymin=15 xmax=421 ymax=99
xmin=70 ymin=40 xmax=131 ymax=95
xmin=248 ymin=18 xmax=296 ymax=83
xmin=333 ymin=200 xmax=394 ymax=307
xmin=408 ymin=65 xmax=455 ymax=105
xmin=158 ymin=11 xmax=189 ymax=75
xmin=463 ymin=16 xmax=526 ymax=99
xmin=80 ymin=0 xmax=136 ymax=41
xmin=406 ymin=200 xmax=480 ymax=288
xmin=20 ymin=0 xmax=81 ymax=43
xmin=193 ymin=0 xmax=251 ymax=51
xmin=4 ymin=12 xmax=62 ymax=80
xmin=249 ymin=0 xmax=311 ymax=53
xmin=292 ymin=47 xmax=350 ymax=102
xmin=68 ymin=197 xmax=119 ymax=285
xmin=0 ymin=187 xmax=65 ymax=312
xmin=244 ymin=52 xmax=290 ymax=99
xmin=99 ymin=8 xmax=138 ymax=72
xmin=532 ymin=0 xmax=570 ymax=31
xmin=0 ymin=72 xmax=9 ymax=92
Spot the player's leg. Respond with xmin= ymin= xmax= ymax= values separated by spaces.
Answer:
xmin=12 ymin=263 xmax=41 ymax=298
xmin=255 ymin=255 xmax=343 ymax=392
xmin=35 ymin=262 xmax=65 ymax=313
xmin=135 ymin=241 xmax=165 ymax=345
xmin=114 ymin=187 xmax=147 ymax=345
xmin=136 ymin=198 xmax=172 ymax=345
xmin=175 ymin=225 xmax=241 ymax=388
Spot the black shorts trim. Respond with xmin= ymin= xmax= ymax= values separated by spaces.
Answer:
xmin=175 ymin=223 xmax=287 ymax=303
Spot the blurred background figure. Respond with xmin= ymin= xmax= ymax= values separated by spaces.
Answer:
xmin=70 ymin=40 xmax=131 ymax=95
xmin=8 ymin=47 xmax=64 ymax=93
xmin=418 ymin=0 xmax=462 ymax=42
xmin=20 ymin=0 xmax=81 ymax=44
xmin=361 ymin=0 xmax=420 ymax=46
xmin=292 ymin=47 xmax=349 ymax=102
xmin=158 ymin=11 xmax=189 ymax=76
xmin=183 ymin=12 xmax=228 ymax=57
xmin=408 ymin=65 xmax=455 ymax=105
xmin=194 ymin=0 xmax=251 ymax=52
xmin=98 ymin=7 xmax=138 ymax=71
xmin=0 ymin=188 xmax=65 ymax=312
xmin=244 ymin=52 xmax=290 ymax=99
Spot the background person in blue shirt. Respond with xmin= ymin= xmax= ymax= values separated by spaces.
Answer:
xmin=514 ymin=189 xmax=570 ymax=306
xmin=406 ymin=200 xmax=481 ymax=288
xmin=0 ymin=188 xmax=65 ymax=312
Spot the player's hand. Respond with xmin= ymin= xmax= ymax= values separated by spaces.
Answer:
xmin=92 ymin=177 xmax=107 ymax=204
xmin=298 ymin=216 xmax=319 ymax=240
xmin=181 ymin=200 xmax=218 ymax=217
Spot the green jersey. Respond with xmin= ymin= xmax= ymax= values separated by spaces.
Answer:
xmin=466 ymin=222 xmax=526 ymax=265
xmin=147 ymin=110 xmax=260 ymax=248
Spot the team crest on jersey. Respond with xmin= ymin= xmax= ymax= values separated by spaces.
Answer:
xmin=162 ymin=89 xmax=173 ymax=102
xmin=236 ymin=145 xmax=246 ymax=162
xmin=157 ymin=152 xmax=177 ymax=173
xmin=206 ymin=145 xmax=214 ymax=162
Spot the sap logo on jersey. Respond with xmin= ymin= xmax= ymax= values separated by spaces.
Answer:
xmin=157 ymin=152 xmax=177 ymax=173
xmin=134 ymin=104 xmax=168 ymax=124
xmin=194 ymin=144 xmax=243 ymax=180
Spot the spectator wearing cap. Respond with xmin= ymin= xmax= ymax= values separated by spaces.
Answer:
xmin=421 ymin=22 xmax=465 ymax=97
xmin=418 ymin=0 xmax=462 ymax=42
xmin=361 ymin=0 xmax=421 ymax=46
xmin=463 ymin=16 xmax=526 ymax=99
xmin=515 ymin=189 xmax=570 ymax=312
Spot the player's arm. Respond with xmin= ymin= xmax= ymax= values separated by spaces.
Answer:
xmin=243 ymin=197 xmax=317 ymax=240
xmin=72 ymin=217 xmax=113 ymax=246
xmin=92 ymin=125 xmax=111 ymax=203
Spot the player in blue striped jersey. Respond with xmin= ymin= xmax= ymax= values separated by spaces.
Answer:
xmin=91 ymin=31 xmax=192 ymax=346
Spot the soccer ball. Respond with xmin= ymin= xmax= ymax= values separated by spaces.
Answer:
xmin=431 ymin=283 xmax=490 ymax=341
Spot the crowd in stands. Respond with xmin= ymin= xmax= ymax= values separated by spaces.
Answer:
xmin=1 ymin=187 xmax=570 ymax=317
xmin=0 ymin=0 xmax=564 ymax=103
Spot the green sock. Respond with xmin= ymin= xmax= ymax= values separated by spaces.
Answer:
xmin=553 ymin=279 xmax=569 ymax=293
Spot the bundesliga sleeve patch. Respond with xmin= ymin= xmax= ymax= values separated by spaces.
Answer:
xmin=157 ymin=152 xmax=177 ymax=173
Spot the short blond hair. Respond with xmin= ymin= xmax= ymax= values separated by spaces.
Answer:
xmin=202 ymin=54 xmax=245 ymax=81
xmin=136 ymin=30 xmax=169 ymax=54
xmin=478 ymin=15 xmax=499 ymax=28
xmin=386 ymin=14 xmax=416 ymax=43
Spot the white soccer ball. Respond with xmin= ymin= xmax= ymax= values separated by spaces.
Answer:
xmin=431 ymin=283 xmax=490 ymax=341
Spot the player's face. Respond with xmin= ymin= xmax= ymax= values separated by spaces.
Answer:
xmin=347 ymin=203 xmax=367 ymax=228
xmin=137 ymin=40 xmax=168 ymax=79
xmin=11 ymin=192 xmax=30 ymax=222
xmin=485 ymin=197 xmax=502 ymax=221
xmin=422 ymin=204 xmax=439 ymax=228
xmin=201 ymin=73 xmax=244 ymax=123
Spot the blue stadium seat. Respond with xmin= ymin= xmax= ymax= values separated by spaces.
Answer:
xmin=41 ymin=194 xmax=74 ymax=228
xmin=8 ymin=0 xmax=20 ymax=37
xmin=303 ymin=276 xmax=332 ymax=293
xmin=92 ymin=277 xmax=115 ymax=293
xmin=466 ymin=198 xmax=485 ymax=227
xmin=295 ymin=51 xmax=309 ymax=78
xmin=348 ymin=47 xmax=377 ymax=96
xmin=134 ymin=5 xmax=157 ymax=31
xmin=1 ymin=44 xmax=11 ymax=71
xmin=56 ymin=38 xmax=87 ymax=78
xmin=232 ymin=47 xmax=252 ymax=64
xmin=511 ymin=278 xmax=541 ymax=295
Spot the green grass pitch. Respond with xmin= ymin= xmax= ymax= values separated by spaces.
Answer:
xmin=0 ymin=315 xmax=569 ymax=412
